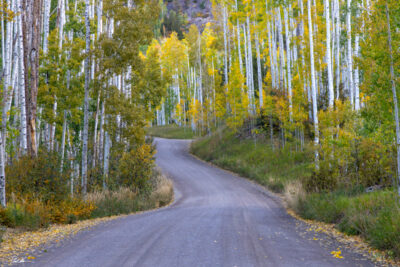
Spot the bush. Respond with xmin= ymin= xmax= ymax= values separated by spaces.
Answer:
xmin=6 ymin=150 xmax=70 ymax=202
xmin=110 ymin=143 xmax=155 ymax=191
xmin=0 ymin=196 xmax=94 ymax=230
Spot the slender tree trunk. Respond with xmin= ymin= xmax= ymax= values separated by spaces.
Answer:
xmin=335 ymin=0 xmax=340 ymax=100
xmin=346 ymin=0 xmax=354 ymax=107
xmin=325 ymin=0 xmax=334 ymax=107
xmin=103 ymin=131 xmax=110 ymax=189
xmin=82 ymin=0 xmax=91 ymax=194
xmin=223 ymin=5 xmax=228 ymax=85
xmin=43 ymin=0 xmax=51 ymax=52
xmin=308 ymin=0 xmax=319 ymax=169
xmin=255 ymin=29 xmax=263 ymax=109
xmin=60 ymin=110 xmax=67 ymax=170
xmin=235 ymin=0 xmax=243 ymax=76
xmin=354 ymin=3 xmax=360 ymax=110
xmin=284 ymin=7 xmax=293 ymax=120
xmin=385 ymin=2 xmax=400 ymax=202
xmin=18 ymin=0 xmax=27 ymax=154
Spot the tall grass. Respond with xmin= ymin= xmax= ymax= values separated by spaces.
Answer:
xmin=88 ymin=169 xmax=173 ymax=218
xmin=191 ymin=129 xmax=313 ymax=192
xmin=293 ymin=190 xmax=400 ymax=257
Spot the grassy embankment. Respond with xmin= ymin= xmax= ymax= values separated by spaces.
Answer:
xmin=191 ymin=129 xmax=400 ymax=258
xmin=146 ymin=125 xmax=196 ymax=139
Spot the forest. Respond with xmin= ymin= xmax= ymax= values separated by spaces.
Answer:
xmin=0 ymin=0 xmax=174 ymax=232
xmin=154 ymin=0 xmax=400 ymax=258
xmin=156 ymin=0 xmax=400 ymax=196
xmin=0 ymin=0 xmax=400 ymax=262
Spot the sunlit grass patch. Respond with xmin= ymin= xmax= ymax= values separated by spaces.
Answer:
xmin=190 ymin=128 xmax=313 ymax=193
xmin=146 ymin=125 xmax=196 ymax=139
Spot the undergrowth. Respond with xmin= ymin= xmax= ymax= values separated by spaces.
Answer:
xmin=191 ymin=127 xmax=400 ymax=258
xmin=191 ymin=129 xmax=313 ymax=193
xmin=0 ymin=169 xmax=173 ymax=231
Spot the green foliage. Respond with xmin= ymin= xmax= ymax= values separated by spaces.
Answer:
xmin=109 ymin=142 xmax=155 ymax=191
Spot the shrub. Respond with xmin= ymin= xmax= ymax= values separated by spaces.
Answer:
xmin=110 ymin=143 xmax=155 ymax=191
xmin=6 ymin=150 xmax=70 ymax=202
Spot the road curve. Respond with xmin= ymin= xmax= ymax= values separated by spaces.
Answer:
xmin=23 ymin=138 xmax=374 ymax=267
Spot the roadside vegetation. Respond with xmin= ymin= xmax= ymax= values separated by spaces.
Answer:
xmin=191 ymin=124 xmax=400 ymax=259
xmin=146 ymin=125 xmax=196 ymax=139
xmin=0 ymin=162 xmax=173 ymax=235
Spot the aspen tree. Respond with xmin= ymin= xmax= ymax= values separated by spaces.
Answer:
xmin=82 ymin=0 xmax=91 ymax=194
xmin=325 ymin=0 xmax=334 ymax=107
xmin=308 ymin=0 xmax=319 ymax=168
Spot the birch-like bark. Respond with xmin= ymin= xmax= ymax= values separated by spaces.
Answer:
xmin=103 ymin=131 xmax=110 ymax=189
xmin=43 ymin=0 xmax=51 ymax=53
xmin=385 ymin=2 xmax=400 ymax=201
xmin=223 ymin=5 xmax=229 ymax=85
xmin=60 ymin=110 xmax=67 ymax=170
xmin=267 ymin=19 xmax=275 ymax=89
xmin=335 ymin=0 xmax=340 ymax=100
xmin=346 ymin=0 xmax=354 ymax=107
xmin=277 ymin=9 xmax=286 ymax=90
xmin=284 ymin=7 xmax=293 ymax=119
xmin=235 ymin=0 xmax=243 ymax=76
xmin=308 ymin=0 xmax=319 ymax=169
xmin=354 ymin=3 xmax=360 ymax=111
xmin=18 ymin=0 xmax=27 ymax=154
xmin=325 ymin=0 xmax=334 ymax=107
xmin=82 ymin=0 xmax=91 ymax=194
xmin=92 ymin=92 xmax=100 ymax=169
xmin=255 ymin=29 xmax=263 ymax=109
xmin=246 ymin=15 xmax=255 ymax=114
xmin=0 ymin=130 xmax=5 ymax=206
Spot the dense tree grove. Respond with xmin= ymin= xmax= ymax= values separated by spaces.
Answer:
xmin=156 ymin=0 xmax=400 ymax=196
xmin=0 ymin=0 xmax=165 ymax=207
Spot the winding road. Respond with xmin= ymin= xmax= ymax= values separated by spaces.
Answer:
xmin=24 ymin=138 xmax=374 ymax=267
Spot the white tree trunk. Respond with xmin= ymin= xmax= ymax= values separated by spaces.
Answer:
xmin=325 ymin=0 xmax=334 ymax=107
xmin=43 ymin=0 xmax=51 ymax=53
xmin=335 ymin=0 xmax=341 ymax=100
xmin=385 ymin=3 xmax=400 ymax=201
xmin=346 ymin=0 xmax=354 ymax=107
xmin=103 ymin=131 xmax=110 ymax=189
xmin=60 ymin=110 xmax=67 ymax=170
xmin=354 ymin=3 xmax=361 ymax=111
xmin=255 ymin=29 xmax=263 ymax=109
xmin=223 ymin=5 xmax=229 ymax=85
xmin=284 ymin=7 xmax=293 ymax=119
xmin=82 ymin=0 xmax=91 ymax=194
xmin=308 ymin=0 xmax=320 ymax=169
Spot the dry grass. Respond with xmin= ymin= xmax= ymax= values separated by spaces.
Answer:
xmin=149 ymin=169 xmax=174 ymax=208
xmin=86 ymin=187 xmax=137 ymax=205
xmin=87 ymin=168 xmax=174 ymax=218
xmin=284 ymin=180 xmax=306 ymax=209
